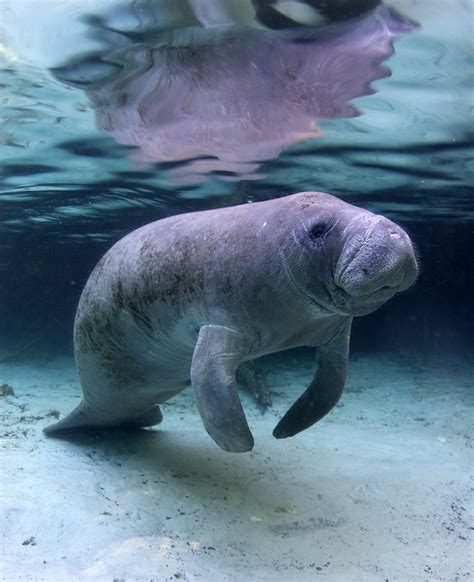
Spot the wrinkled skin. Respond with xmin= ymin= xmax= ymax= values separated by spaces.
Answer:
xmin=44 ymin=192 xmax=418 ymax=452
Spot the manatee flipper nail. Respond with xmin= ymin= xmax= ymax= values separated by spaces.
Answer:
xmin=191 ymin=325 xmax=254 ymax=453
xmin=273 ymin=323 xmax=351 ymax=439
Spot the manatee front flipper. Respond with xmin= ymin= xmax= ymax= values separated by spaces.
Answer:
xmin=273 ymin=320 xmax=352 ymax=439
xmin=191 ymin=324 xmax=253 ymax=453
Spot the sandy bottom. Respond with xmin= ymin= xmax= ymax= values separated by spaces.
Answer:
xmin=0 ymin=352 xmax=472 ymax=582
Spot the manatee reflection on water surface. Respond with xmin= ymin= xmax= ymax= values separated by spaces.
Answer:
xmin=53 ymin=5 xmax=417 ymax=182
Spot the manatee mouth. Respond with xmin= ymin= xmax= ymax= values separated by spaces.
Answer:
xmin=327 ymin=281 xmax=399 ymax=316
xmin=331 ymin=257 xmax=410 ymax=315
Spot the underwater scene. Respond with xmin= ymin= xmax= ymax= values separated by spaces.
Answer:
xmin=0 ymin=1 xmax=472 ymax=580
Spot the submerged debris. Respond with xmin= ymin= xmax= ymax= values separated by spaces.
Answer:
xmin=0 ymin=383 xmax=15 ymax=397
xmin=237 ymin=361 xmax=272 ymax=414
xmin=46 ymin=409 xmax=60 ymax=419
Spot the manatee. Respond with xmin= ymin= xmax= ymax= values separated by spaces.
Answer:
xmin=44 ymin=192 xmax=418 ymax=452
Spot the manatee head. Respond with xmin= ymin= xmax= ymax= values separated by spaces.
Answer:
xmin=279 ymin=192 xmax=418 ymax=316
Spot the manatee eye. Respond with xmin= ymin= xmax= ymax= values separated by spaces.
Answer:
xmin=308 ymin=223 xmax=327 ymax=242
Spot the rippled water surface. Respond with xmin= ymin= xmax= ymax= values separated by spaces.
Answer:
xmin=1 ymin=0 xmax=472 ymax=237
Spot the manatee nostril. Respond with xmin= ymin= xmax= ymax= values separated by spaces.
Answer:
xmin=362 ymin=267 xmax=369 ymax=275
xmin=389 ymin=231 xmax=401 ymax=240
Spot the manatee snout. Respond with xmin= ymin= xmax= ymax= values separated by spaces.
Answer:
xmin=335 ymin=216 xmax=418 ymax=303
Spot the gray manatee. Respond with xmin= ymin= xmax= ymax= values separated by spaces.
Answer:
xmin=44 ymin=192 xmax=418 ymax=452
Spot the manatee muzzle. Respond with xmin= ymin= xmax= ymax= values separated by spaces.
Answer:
xmin=334 ymin=217 xmax=417 ymax=301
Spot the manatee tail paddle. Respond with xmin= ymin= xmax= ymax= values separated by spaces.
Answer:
xmin=43 ymin=400 xmax=163 ymax=434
